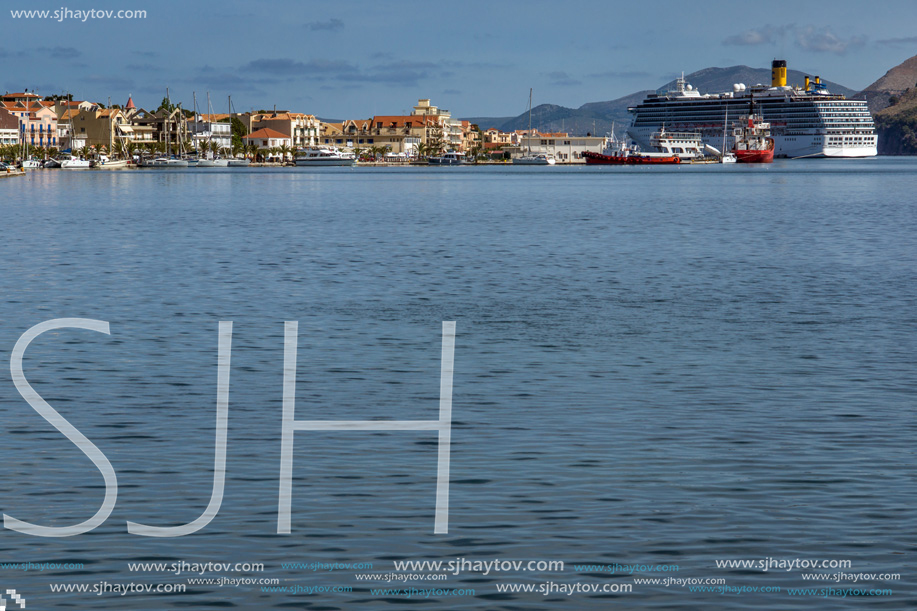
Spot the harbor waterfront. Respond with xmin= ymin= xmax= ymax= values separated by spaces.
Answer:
xmin=1 ymin=159 xmax=915 ymax=608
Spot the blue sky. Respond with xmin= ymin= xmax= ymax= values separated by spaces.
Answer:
xmin=3 ymin=0 xmax=916 ymax=118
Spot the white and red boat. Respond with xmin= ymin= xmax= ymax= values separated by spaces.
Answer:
xmin=731 ymin=114 xmax=775 ymax=163
xmin=584 ymin=127 xmax=703 ymax=165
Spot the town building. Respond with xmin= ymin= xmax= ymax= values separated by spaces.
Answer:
xmin=242 ymin=127 xmax=292 ymax=152
xmin=0 ymin=108 xmax=20 ymax=146
xmin=2 ymin=99 xmax=59 ymax=148
xmin=188 ymin=113 xmax=232 ymax=155
xmin=510 ymin=132 xmax=609 ymax=163
xmin=249 ymin=112 xmax=320 ymax=148
xmin=129 ymin=107 xmax=189 ymax=152
xmin=66 ymin=107 xmax=136 ymax=152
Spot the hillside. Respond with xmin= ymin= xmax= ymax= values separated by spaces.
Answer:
xmin=873 ymin=85 xmax=917 ymax=154
xmin=858 ymin=54 xmax=917 ymax=113
xmin=463 ymin=65 xmax=855 ymax=137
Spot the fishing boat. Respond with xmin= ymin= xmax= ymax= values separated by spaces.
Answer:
xmin=294 ymin=147 xmax=356 ymax=166
xmin=731 ymin=112 xmax=775 ymax=163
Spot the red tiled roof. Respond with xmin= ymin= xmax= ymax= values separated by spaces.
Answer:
xmin=243 ymin=127 xmax=290 ymax=140
xmin=370 ymin=115 xmax=439 ymax=128
xmin=198 ymin=113 xmax=230 ymax=122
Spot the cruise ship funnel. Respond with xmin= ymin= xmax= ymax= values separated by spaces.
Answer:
xmin=772 ymin=59 xmax=787 ymax=87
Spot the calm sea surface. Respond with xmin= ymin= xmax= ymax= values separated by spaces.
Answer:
xmin=0 ymin=160 xmax=915 ymax=609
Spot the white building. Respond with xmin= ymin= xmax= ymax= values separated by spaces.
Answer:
xmin=513 ymin=134 xmax=609 ymax=163
xmin=188 ymin=116 xmax=232 ymax=156
xmin=0 ymin=108 xmax=18 ymax=145
xmin=242 ymin=128 xmax=292 ymax=160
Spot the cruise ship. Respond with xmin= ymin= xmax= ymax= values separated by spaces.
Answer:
xmin=627 ymin=60 xmax=876 ymax=158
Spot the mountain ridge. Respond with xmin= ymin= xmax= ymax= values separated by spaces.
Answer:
xmin=462 ymin=65 xmax=855 ymax=137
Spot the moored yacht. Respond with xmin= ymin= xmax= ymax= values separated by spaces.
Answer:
xmin=93 ymin=154 xmax=129 ymax=169
xmin=513 ymin=153 xmax=556 ymax=165
xmin=60 ymin=155 xmax=92 ymax=169
xmin=294 ymin=147 xmax=356 ymax=166
xmin=144 ymin=157 xmax=189 ymax=167
xmin=427 ymin=151 xmax=465 ymax=165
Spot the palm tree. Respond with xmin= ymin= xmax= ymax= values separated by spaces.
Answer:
xmin=426 ymin=136 xmax=444 ymax=156
xmin=278 ymin=143 xmax=292 ymax=162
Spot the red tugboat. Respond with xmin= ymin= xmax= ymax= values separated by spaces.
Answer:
xmin=731 ymin=98 xmax=775 ymax=163
xmin=583 ymin=150 xmax=681 ymax=165
xmin=732 ymin=115 xmax=775 ymax=163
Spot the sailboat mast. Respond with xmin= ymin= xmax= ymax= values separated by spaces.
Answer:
xmin=165 ymin=87 xmax=171 ymax=157
xmin=527 ymin=88 xmax=532 ymax=154
xmin=206 ymin=91 xmax=213 ymax=148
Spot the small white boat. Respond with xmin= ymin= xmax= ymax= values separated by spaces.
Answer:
xmin=227 ymin=158 xmax=250 ymax=167
xmin=427 ymin=151 xmax=465 ymax=165
xmin=720 ymin=152 xmax=737 ymax=164
xmin=61 ymin=155 xmax=92 ymax=169
xmin=513 ymin=153 xmax=556 ymax=165
xmin=294 ymin=147 xmax=356 ymax=166
xmin=21 ymin=159 xmax=43 ymax=169
xmin=43 ymin=158 xmax=62 ymax=169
